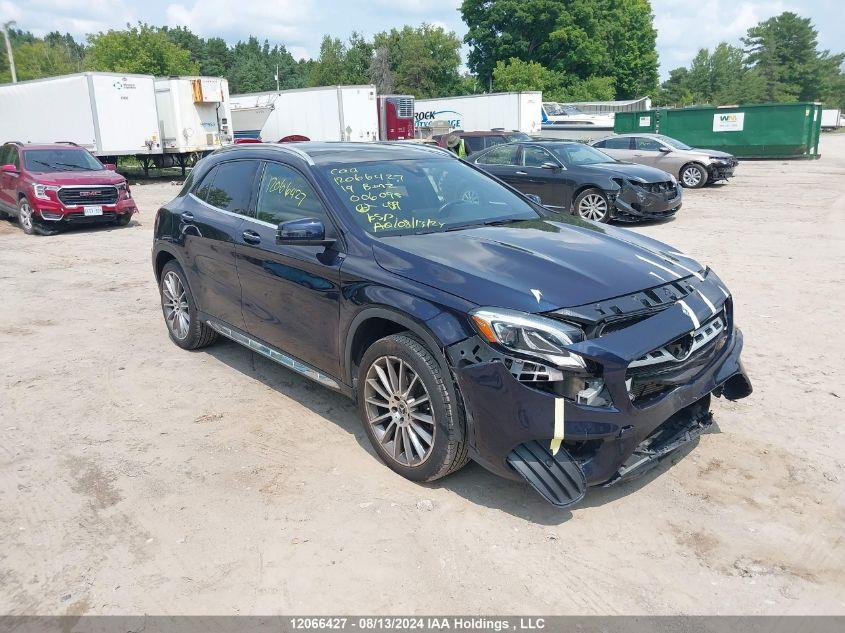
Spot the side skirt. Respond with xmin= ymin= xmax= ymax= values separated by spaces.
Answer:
xmin=205 ymin=318 xmax=351 ymax=395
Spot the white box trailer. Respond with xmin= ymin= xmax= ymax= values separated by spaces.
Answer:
xmin=821 ymin=108 xmax=842 ymax=130
xmin=230 ymin=85 xmax=379 ymax=142
xmin=0 ymin=72 xmax=161 ymax=157
xmin=414 ymin=92 xmax=543 ymax=135
xmin=155 ymin=76 xmax=233 ymax=154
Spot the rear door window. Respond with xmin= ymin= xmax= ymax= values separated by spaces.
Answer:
xmin=196 ymin=161 xmax=258 ymax=215
xmin=483 ymin=136 xmax=508 ymax=149
xmin=604 ymin=137 xmax=634 ymax=150
xmin=475 ymin=144 xmax=519 ymax=166
xmin=463 ymin=137 xmax=484 ymax=153
xmin=523 ymin=146 xmax=557 ymax=167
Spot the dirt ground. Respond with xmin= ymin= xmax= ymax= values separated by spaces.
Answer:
xmin=1 ymin=136 xmax=843 ymax=616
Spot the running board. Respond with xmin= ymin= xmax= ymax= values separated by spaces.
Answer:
xmin=507 ymin=441 xmax=587 ymax=508
xmin=206 ymin=320 xmax=341 ymax=390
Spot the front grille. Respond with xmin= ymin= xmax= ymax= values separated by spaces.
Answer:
xmin=64 ymin=211 xmax=117 ymax=223
xmin=637 ymin=181 xmax=675 ymax=194
xmin=57 ymin=186 xmax=118 ymax=206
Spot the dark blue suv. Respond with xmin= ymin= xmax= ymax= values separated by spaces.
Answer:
xmin=152 ymin=142 xmax=752 ymax=507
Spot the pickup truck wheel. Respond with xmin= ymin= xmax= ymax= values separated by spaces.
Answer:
xmin=574 ymin=188 xmax=610 ymax=223
xmin=159 ymin=261 xmax=217 ymax=350
xmin=18 ymin=198 xmax=37 ymax=235
xmin=680 ymin=163 xmax=707 ymax=188
xmin=115 ymin=213 xmax=132 ymax=226
xmin=358 ymin=333 xmax=469 ymax=482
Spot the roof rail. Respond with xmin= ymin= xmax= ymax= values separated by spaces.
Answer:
xmin=3 ymin=141 xmax=24 ymax=146
xmin=54 ymin=141 xmax=80 ymax=146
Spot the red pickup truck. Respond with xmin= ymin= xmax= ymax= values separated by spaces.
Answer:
xmin=0 ymin=142 xmax=137 ymax=235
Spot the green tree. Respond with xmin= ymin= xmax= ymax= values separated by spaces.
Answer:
xmin=461 ymin=0 xmax=658 ymax=98
xmin=492 ymin=58 xmax=561 ymax=92
xmin=344 ymin=32 xmax=373 ymax=84
xmin=86 ymin=24 xmax=198 ymax=76
xmin=310 ymin=36 xmax=348 ymax=86
xmin=202 ymin=37 xmax=231 ymax=77
xmin=227 ymin=36 xmax=305 ymax=93
xmin=9 ymin=40 xmax=79 ymax=81
xmin=373 ymin=24 xmax=462 ymax=98
xmin=743 ymin=12 xmax=845 ymax=103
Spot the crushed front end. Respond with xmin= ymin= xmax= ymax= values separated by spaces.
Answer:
xmin=707 ymin=157 xmax=738 ymax=183
xmin=446 ymin=270 xmax=752 ymax=507
xmin=607 ymin=177 xmax=682 ymax=222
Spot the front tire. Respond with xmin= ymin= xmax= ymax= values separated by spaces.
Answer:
xmin=680 ymin=163 xmax=707 ymax=188
xmin=574 ymin=188 xmax=610 ymax=223
xmin=357 ymin=333 xmax=469 ymax=482
xmin=116 ymin=213 xmax=133 ymax=226
xmin=159 ymin=261 xmax=217 ymax=350
xmin=18 ymin=198 xmax=37 ymax=235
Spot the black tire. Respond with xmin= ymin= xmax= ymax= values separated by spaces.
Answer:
xmin=679 ymin=163 xmax=708 ymax=189
xmin=357 ymin=333 xmax=469 ymax=482
xmin=116 ymin=213 xmax=133 ymax=226
xmin=573 ymin=188 xmax=610 ymax=223
xmin=159 ymin=260 xmax=217 ymax=350
xmin=18 ymin=197 xmax=37 ymax=235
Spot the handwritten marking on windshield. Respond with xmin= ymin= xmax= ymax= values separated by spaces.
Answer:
xmin=530 ymin=289 xmax=542 ymax=303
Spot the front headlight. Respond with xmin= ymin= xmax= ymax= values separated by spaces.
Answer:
xmin=33 ymin=184 xmax=60 ymax=200
xmin=469 ymin=307 xmax=587 ymax=370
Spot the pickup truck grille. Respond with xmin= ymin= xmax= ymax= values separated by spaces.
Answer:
xmin=57 ymin=186 xmax=118 ymax=206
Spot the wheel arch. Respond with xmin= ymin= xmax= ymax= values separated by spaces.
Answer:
xmin=570 ymin=183 xmax=608 ymax=210
xmin=153 ymin=246 xmax=182 ymax=283
xmin=344 ymin=307 xmax=453 ymax=391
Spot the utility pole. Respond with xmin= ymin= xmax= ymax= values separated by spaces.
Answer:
xmin=2 ymin=20 xmax=16 ymax=83
xmin=275 ymin=64 xmax=280 ymax=91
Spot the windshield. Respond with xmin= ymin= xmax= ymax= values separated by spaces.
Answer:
xmin=24 ymin=149 xmax=104 ymax=172
xmin=656 ymin=135 xmax=692 ymax=150
xmin=549 ymin=144 xmax=616 ymax=166
xmin=320 ymin=158 xmax=541 ymax=236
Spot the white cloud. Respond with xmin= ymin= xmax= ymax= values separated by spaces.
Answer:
xmin=1 ymin=0 xmax=137 ymax=37
xmin=166 ymin=0 xmax=312 ymax=45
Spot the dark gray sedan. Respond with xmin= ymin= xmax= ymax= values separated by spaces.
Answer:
xmin=470 ymin=140 xmax=682 ymax=223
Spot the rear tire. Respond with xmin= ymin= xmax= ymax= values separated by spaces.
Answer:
xmin=573 ymin=188 xmax=610 ymax=223
xmin=680 ymin=163 xmax=707 ymax=188
xmin=357 ymin=333 xmax=469 ymax=482
xmin=159 ymin=261 xmax=217 ymax=350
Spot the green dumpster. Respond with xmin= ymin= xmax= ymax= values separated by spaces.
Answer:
xmin=614 ymin=103 xmax=823 ymax=158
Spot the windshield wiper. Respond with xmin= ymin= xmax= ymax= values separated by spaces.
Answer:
xmin=53 ymin=162 xmax=96 ymax=171
xmin=30 ymin=160 xmax=70 ymax=171
xmin=481 ymin=217 xmax=532 ymax=227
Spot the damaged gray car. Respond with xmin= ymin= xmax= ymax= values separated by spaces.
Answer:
xmin=470 ymin=140 xmax=682 ymax=223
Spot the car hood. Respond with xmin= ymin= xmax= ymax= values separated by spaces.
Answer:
xmin=373 ymin=217 xmax=704 ymax=312
xmin=691 ymin=148 xmax=735 ymax=160
xmin=33 ymin=170 xmax=125 ymax=186
xmin=582 ymin=161 xmax=673 ymax=183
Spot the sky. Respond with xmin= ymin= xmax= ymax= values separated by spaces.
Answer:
xmin=1 ymin=0 xmax=843 ymax=81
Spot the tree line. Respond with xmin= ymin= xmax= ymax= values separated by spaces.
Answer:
xmin=1 ymin=2 xmax=842 ymax=109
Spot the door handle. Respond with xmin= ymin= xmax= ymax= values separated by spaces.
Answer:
xmin=242 ymin=229 xmax=262 ymax=245
xmin=180 ymin=211 xmax=194 ymax=222
xmin=515 ymin=171 xmax=528 ymax=175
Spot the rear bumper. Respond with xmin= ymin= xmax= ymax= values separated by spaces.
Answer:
xmin=609 ymin=184 xmax=682 ymax=222
xmin=449 ymin=299 xmax=751 ymax=491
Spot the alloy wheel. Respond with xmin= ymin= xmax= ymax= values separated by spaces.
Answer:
xmin=578 ymin=193 xmax=608 ymax=221
xmin=364 ymin=355 xmax=436 ymax=467
xmin=18 ymin=201 xmax=34 ymax=232
xmin=162 ymin=271 xmax=190 ymax=340
xmin=682 ymin=166 xmax=703 ymax=187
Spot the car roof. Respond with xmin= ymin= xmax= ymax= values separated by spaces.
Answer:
xmin=7 ymin=143 xmax=92 ymax=151
xmin=211 ymin=141 xmax=456 ymax=166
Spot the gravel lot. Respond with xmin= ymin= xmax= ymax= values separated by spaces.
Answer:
xmin=1 ymin=135 xmax=843 ymax=616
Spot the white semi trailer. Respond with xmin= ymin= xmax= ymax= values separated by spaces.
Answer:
xmin=0 ymin=72 xmax=161 ymax=158
xmin=153 ymin=76 xmax=233 ymax=174
xmin=230 ymin=85 xmax=379 ymax=142
xmin=414 ymin=92 xmax=543 ymax=135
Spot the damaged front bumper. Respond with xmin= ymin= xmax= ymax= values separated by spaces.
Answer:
xmin=608 ymin=180 xmax=682 ymax=222
xmin=446 ymin=273 xmax=752 ymax=507
xmin=707 ymin=161 xmax=737 ymax=182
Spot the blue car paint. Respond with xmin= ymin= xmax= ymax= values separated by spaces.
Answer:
xmin=152 ymin=142 xmax=752 ymax=502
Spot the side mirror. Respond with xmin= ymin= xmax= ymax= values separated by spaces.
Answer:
xmin=277 ymin=218 xmax=335 ymax=246
xmin=525 ymin=194 xmax=542 ymax=205
xmin=1 ymin=164 xmax=18 ymax=174
xmin=103 ymin=163 xmax=117 ymax=171
xmin=658 ymin=147 xmax=671 ymax=153
xmin=540 ymin=162 xmax=561 ymax=171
